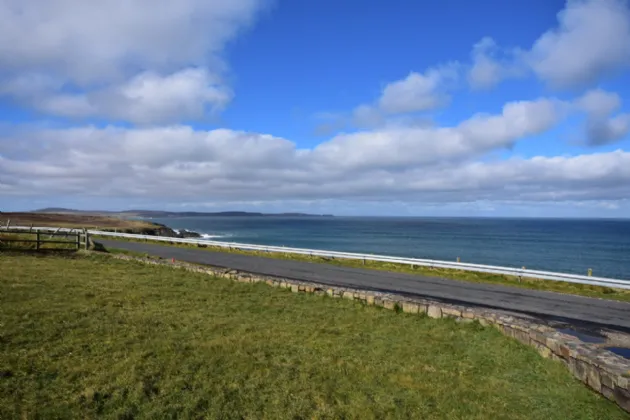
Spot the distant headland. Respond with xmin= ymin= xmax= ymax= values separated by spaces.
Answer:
xmin=33 ymin=208 xmax=334 ymax=218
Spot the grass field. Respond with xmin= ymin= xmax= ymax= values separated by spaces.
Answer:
xmin=94 ymin=236 xmax=630 ymax=303
xmin=0 ymin=252 xmax=626 ymax=419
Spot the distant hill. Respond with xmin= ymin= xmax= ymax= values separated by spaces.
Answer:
xmin=34 ymin=208 xmax=333 ymax=218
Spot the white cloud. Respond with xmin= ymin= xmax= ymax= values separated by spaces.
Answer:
xmin=528 ymin=0 xmax=630 ymax=88
xmin=1 ymin=124 xmax=628 ymax=205
xmin=468 ymin=37 xmax=525 ymax=89
xmin=576 ymin=89 xmax=630 ymax=145
xmin=352 ymin=105 xmax=385 ymax=128
xmin=317 ymin=98 xmax=563 ymax=171
xmin=467 ymin=0 xmax=630 ymax=89
xmin=34 ymin=68 xmax=232 ymax=124
xmin=0 ymin=0 xmax=266 ymax=123
xmin=378 ymin=65 xmax=458 ymax=114
xmin=346 ymin=65 xmax=459 ymax=128
xmin=584 ymin=113 xmax=630 ymax=145
xmin=576 ymin=89 xmax=622 ymax=117
xmin=2 ymin=97 xmax=606 ymax=205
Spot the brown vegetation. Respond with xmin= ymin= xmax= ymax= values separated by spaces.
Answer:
xmin=0 ymin=212 xmax=157 ymax=230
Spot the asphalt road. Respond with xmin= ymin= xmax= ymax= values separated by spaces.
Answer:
xmin=98 ymin=239 xmax=630 ymax=330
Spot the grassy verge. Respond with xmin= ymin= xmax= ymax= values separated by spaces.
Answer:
xmin=0 ymin=252 xmax=626 ymax=419
xmin=95 ymin=236 xmax=630 ymax=303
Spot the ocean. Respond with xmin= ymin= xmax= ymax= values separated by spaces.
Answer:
xmin=148 ymin=216 xmax=630 ymax=280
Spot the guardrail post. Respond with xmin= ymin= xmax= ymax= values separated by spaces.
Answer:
xmin=457 ymin=257 xmax=460 ymax=263
xmin=588 ymin=268 xmax=592 ymax=277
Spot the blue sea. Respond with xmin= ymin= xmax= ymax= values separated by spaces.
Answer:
xmin=148 ymin=216 xmax=630 ymax=280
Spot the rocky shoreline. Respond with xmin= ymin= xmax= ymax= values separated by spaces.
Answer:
xmin=102 ymin=222 xmax=203 ymax=239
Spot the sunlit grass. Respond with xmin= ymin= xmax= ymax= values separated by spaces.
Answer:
xmin=0 ymin=253 xmax=625 ymax=419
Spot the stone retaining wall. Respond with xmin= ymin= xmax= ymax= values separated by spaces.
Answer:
xmin=108 ymin=253 xmax=630 ymax=413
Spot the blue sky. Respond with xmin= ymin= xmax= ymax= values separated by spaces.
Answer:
xmin=0 ymin=0 xmax=629 ymax=217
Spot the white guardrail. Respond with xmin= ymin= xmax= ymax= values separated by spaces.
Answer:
xmin=3 ymin=225 xmax=630 ymax=290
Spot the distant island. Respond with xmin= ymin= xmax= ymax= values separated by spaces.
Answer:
xmin=34 ymin=208 xmax=334 ymax=218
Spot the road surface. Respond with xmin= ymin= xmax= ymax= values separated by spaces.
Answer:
xmin=98 ymin=239 xmax=630 ymax=330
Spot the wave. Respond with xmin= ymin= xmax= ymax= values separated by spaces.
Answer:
xmin=200 ymin=233 xmax=229 ymax=240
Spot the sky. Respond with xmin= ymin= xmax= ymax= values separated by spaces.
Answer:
xmin=0 ymin=0 xmax=629 ymax=217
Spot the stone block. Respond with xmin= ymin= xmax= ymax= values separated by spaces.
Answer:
xmin=462 ymin=310 xmax=475 ymax=319
xmin=613 ymin=387 xmax=630 ymax=412
xmin=601 ymin=385 xmax=615 ymax=401
xmin=291 ymin=285 xmax=299 ymax=293
xmin=513 ymin=330 xmax=531 ymax=346
xmin=383 ymin=299 xmax=396 ymax=310
xmin=427 ymin=305 xmax=442 ymax=319
xmin=366 ymin=295 xmax=375 ymax=305
xmin=343 ymin=291 xmax=354 ymax=300
xmin=585 ymin=363 xmax=602 ymax=392
xmin=534 ymin=343 xmax=552 ymax=359
xmin=545 ymin=336 xmax=562 ymax=354
xmin=502 ymin=326 xmax=515 ymax=338
xmin=402 ymin=302 xmax=419 ymax=314
xmin=529 ymin=331 xmax=547 ymax=345
xmin=442 ymin=307 xmax=462 ymax=318
xmin=600 ymin=371 xmax=615 ymax=389
xmin=570 ymin=359 xmax=588 ymax=383
xmin=559 ymin=344 xmax=571 ymax=359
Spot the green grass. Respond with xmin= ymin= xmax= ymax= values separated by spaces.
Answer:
xmin=95 ymin=236 xmax=630 ymax=303
xmin=0 ymin=253 xmax=626 ymax=419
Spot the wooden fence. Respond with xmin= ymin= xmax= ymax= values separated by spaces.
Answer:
xmin=0 ymin=228 xmax=90 ymax=251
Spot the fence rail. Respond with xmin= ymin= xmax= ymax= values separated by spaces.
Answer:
xmin=2 ymin=225 xmax=629 ymax=290
xmin=0 ymin=226 xmax=90 ymax=250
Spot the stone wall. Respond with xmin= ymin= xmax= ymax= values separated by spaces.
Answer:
xmin=108 ymin=253 xmax=630 ymax=413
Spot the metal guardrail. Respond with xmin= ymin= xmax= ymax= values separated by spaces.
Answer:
xmin=3 ymin=225 xmax=629 ymax=290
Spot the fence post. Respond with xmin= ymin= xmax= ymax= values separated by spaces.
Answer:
xmin=84 ymin=229 xmax=89 ymax=250
xmin=36 ymin=232 xmax=40 ymax=251
xmin=76 ymin=232 xmax=81 ymax=250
